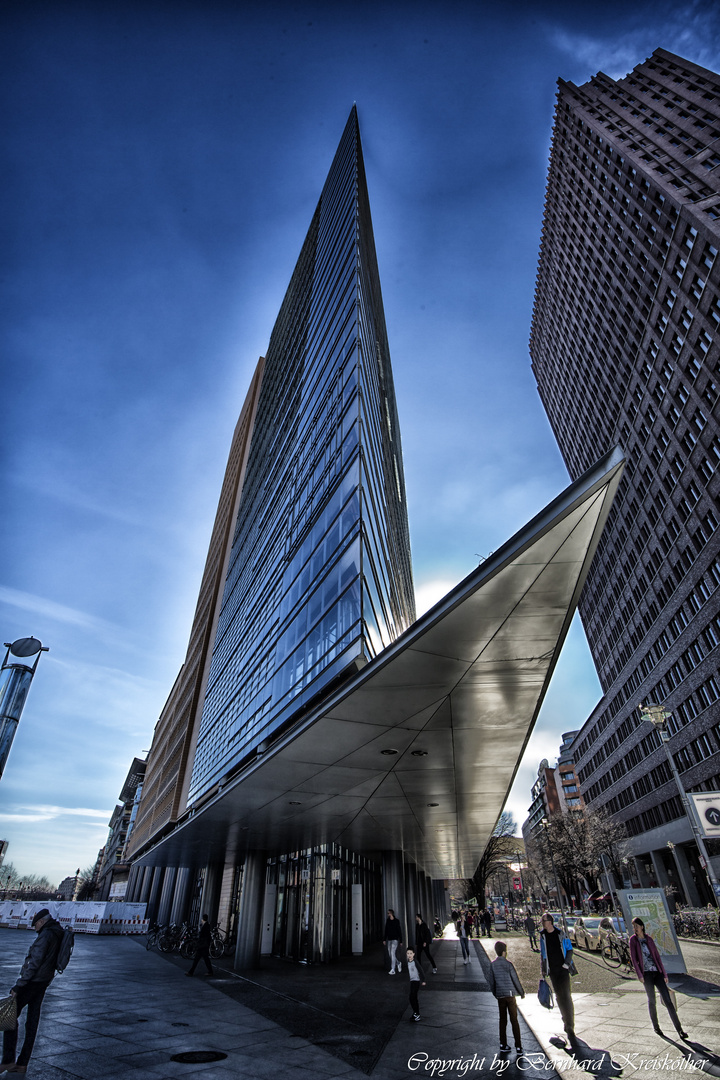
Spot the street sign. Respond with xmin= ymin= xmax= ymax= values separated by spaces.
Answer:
xmin=689 ymin=793 xmax=720 ymax=837
xmin=513 ymin=877 xmax=522 ymax=891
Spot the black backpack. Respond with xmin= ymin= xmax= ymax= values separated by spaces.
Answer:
xmin=55 ymin=928 xmax=75 ymax=974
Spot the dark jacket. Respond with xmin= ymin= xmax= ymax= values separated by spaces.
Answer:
xmin=629 ymin=933 xmax=666 ymax=982
xmin=197 ymin=921 xmax=212 ymax=948
xmin=415 ymin=920 xmax=432 ymax=950
xmin=488 ymin=955 xmax=525 ymax=999
xmin=14 ymin=918 xmax=63 ymax=990
xmin=384 ymin=917 xmax=402 ymax=942
xmin=539 ymin=927 xmax=571 ymax=977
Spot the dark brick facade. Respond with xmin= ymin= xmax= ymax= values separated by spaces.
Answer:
xmin=531 ymin=48 xmax=720 ymax=901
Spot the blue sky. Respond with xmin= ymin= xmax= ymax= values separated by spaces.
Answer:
xmin=3 ymin=0 xmax=720 ymax=883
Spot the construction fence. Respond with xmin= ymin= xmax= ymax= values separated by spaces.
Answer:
xmin=0 ymin=899 xmax=149 ymax=934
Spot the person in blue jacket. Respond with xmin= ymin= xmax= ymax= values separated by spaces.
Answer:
xmin=540 ymin=912 xmax=576 ymax=1045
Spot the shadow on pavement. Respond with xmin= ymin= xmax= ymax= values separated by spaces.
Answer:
xmin=659 ymin=1033 xmax=720 ymax=1077
xmin=548 ymin=1034 xmax=623 ymax=1077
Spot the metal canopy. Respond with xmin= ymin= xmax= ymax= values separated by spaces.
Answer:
xmin=138 ymin=447 xmax=623 ymax=878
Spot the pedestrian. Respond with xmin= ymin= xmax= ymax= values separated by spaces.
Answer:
xmin=1 ymin=908 xmax=64 ymax=1075
xmin=405 ymin=948 xmax=426 ymax=1021
xmin=487 ymin=941 xmax=525 ymax=1055
xmin=457 ymin=914 xmax=471 ymax=964
xmin=482 ymin=908 xmax=493 ymax=937
xmin=383 ymin=908 xmax=403 ymax=975
xmin=466 ymin=911 xmax=475 ymax=938
xmin=524 ymin=912 xmax=538 ymax=951
xmin=186 ymin=914 xmax=214 ymax=977
xmin=539 ymin=912 xmax=576 ymax=1046
xmin=414 ymin=914 xmax=437 ymax=974
xmin=629 ymin=918 xmax=688 ymax=1039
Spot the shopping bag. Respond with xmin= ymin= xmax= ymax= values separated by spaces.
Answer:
xmin=0 ymin=994 xmax=17 ymax=1031
xmin=538 ymin=978 xmax=554 ymax=1009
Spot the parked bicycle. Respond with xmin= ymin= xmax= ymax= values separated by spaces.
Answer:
xmin=145 ymin=922 xmax=163 ymax=951
xmin=602 ymin=930 xmax=632 ymax=971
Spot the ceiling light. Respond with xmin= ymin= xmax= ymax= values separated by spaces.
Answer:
xmin=381 ymin=749 xmax=399 ymax=756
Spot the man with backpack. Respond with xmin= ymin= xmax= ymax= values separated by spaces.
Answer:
xmin=1 ymin=908 xmax=68 ymax=1075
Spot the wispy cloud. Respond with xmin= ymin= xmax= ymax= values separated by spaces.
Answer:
xmin=0 ymin=804 xmax=112 ymax=825
xmin=546 ymin=6 xmax=720 ymax=83
xmin=0 ymin=585 xmax=116 ymax=635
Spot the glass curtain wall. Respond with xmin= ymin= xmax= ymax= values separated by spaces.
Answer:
xmin=266 ymin=844 xmax=381 ymax=963
xmin=188 ymin=109 xmax=414 ymax=805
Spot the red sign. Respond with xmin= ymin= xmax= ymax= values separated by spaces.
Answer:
xmin=513 ymin=877 xmax=522 ymax=891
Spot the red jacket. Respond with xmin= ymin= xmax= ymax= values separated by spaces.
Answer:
xmin=629 ymin=933 xmax=666 ymax=982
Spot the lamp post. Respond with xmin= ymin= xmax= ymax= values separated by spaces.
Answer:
xmin=541 ymin=818 xmax=568 ymax=934
xmin=639 ymin=702 xmax=720 ymax=906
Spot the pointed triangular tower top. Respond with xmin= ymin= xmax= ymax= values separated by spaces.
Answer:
xmin=187 ymin=110 xmax=415 ymax=802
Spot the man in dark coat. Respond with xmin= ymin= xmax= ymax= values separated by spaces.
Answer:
xmin=414 ymin=914 xmax=437 ymax=974
xmin=186 ymin=914 xmax=214 ymax=977
xmin=2 ymin=908 xmax=64 ymax=1074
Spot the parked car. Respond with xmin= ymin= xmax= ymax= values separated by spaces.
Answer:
xmin=573 ymin=915 xmax=625 ymax=950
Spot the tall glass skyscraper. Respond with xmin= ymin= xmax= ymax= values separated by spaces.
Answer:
xmin=187 ymin=108 xmax=415 ymax=803
xmin=532 ymin=48 xmax=720 ymax=900
xmin=127 ymin=104 xmax=621 ymax=969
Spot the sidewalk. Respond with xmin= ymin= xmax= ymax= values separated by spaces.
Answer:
xmin=478 ymin=937 xmax=720 ymax=1080
xmin=2 ymin=927 xmax=719 ymax=1079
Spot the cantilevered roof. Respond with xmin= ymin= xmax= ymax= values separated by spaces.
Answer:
xmin=138 ymin=447 xmax=623 ymax=878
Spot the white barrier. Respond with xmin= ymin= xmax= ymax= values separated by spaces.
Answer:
xmin=0 ymin=900 xmax=148 ymax=934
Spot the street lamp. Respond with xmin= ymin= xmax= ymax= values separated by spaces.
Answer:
xmin=639 ymin=701 xmax=720 ymax=906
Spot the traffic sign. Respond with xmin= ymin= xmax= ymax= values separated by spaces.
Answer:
xmin=689 ymin=793 xmax=720 ymax=837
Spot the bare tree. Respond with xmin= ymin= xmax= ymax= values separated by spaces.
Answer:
xmin=469 ymin=811 xmax=519 ymax=903
xmin=526 ymin=808 xmax=630 ymax=907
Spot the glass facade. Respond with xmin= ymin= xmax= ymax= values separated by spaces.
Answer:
xmin=188 ymin=109 xmax=415 ymax=802
xmin=266 ymin=845 xmax=382 ymax=963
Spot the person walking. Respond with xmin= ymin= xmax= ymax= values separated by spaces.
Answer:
xmin=466 ymin=911 xmax=475 ymax=938
xmin=487 ymin=941 xmax=525 ymax=1055
xmin=539 ymin=912 xmax=576 ymax=1046
xmin=405 ymin=948 xmax=426 ymax=1021
xmin=524 ymin=912 xmax=538 ymax=951
xmin=383 ymin=908 xmax=403 ymax=975
xmin=414 ymin=914 xmax=437 ymax=974
xmin=186 ymin=914 xmax=214 ymax=977
xmin=457 ymin=914 xmax=471 ymax=964
xmin=1 ymin=908 xmax=64 ymax=1075
xmin=629 ymin=918 xmax=688 ymax=1039
xmin=482 ymin=908 xmax=493 ymax=937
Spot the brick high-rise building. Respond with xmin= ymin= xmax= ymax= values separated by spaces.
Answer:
xmin=531 ymin=48 xmax=720 ymax=903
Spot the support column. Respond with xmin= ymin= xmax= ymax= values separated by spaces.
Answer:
xmin=199 ymin=863 xmax=222 ymax=924
xmin=147 ymin=867 xmax=163 ymax=923
xmin=633 ymin=857 xmax=653 ymax=887
xmin=404 ymin=861 xmax=418 ymax=942
xmin=170 ymin=867 xmax=193 ymax=925
xmin=649 ymin=851 xmax=679 ymax=911
xmin=125 ymin=864 xmax=141 ymax=902
xmin=672 ymin=846 xmax=702 ymax=907
xmin=157 ymin=867 xmax=177 ymax=924
xmin=139 ymin=866 xmax=152 ymax=904
xmin=382 ymin=852 xmax=407 ymax=946
xmin=234 ymin=851 xmax=267 ymax=970
xmin=216 ymin=861 xmax=238 ymax=935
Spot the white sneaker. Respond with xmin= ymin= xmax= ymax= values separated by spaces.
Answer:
xmin=397 ymin=962 xmax=402 ymax=972
xmin=389 ymin=969 xmax=395 ymax=974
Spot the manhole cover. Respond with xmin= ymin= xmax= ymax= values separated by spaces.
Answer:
xmin=171 ymin=1051 xmax=228 ymax=1064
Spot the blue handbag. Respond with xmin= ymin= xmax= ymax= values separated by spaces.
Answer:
xmin=538 ymin=977 xmax=554 ymax=1009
